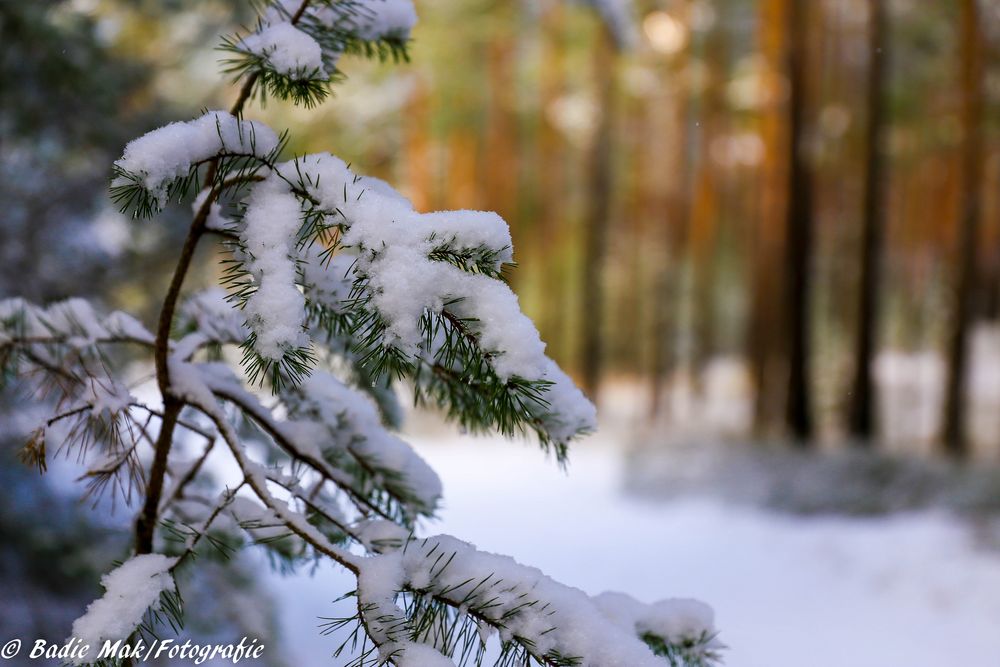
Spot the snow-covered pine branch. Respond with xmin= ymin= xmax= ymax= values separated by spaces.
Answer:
xmin=220 ymin=153 xmax=596 ymax=452
xmin=220 ymin=0 xmax=418 ymax=108
xmin=1 ymin=298 xmax=154 ymax=486
xmin=110 ymin=111 xmax=283 ymax=219
xmin=2 ymin=0 xmax=721 ymax=665
xmin=343 ymin=528 xmax=721 ymax=667
xmin=68 ymin=555 xmax=181 ymax=666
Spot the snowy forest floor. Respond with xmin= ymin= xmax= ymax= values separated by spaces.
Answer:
xmin=625 ymin=438 xmax=1000 ymax=516
xmin=269 ymin=429 xmax=1000 ymax=667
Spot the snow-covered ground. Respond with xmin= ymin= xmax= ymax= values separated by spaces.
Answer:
xmin=269 ymin=434 xmax=1000 ymax=667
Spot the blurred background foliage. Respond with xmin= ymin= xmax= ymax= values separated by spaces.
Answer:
xmin=3 ymin=0 xmax=999 ymax=656
xmin=3 ymin=0 xmax=1000 ymax=552
xmin=7 ymin=0 xmax=998 ymax=457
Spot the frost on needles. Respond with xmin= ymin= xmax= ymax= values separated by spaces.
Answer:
xmin=0 ymin=0 xmax=721 ymax=665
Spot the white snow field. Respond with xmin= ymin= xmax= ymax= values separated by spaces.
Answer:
xmin=269 ymin=434 xmax=1000 ymax=667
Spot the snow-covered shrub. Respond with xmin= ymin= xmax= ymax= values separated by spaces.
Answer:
xmin=0 ymin=1 xmax=719 ymax=665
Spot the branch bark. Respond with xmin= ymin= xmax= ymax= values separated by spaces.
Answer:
xmin=131 ymin=7 xmax=302 ymax=552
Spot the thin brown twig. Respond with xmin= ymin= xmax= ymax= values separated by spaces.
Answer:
xmin=208 ymin=383 xmax=397 ymax=522
xmin=133 ymin=0 xmax=314 ymax=558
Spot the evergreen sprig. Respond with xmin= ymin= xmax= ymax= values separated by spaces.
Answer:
xmin=110 ymin=126 xmax=286 ymax=221
xmin=109 ymin=163 xmax=199 ymax=220
xmin=219 ymin=34 xmax=337 ymax=109
xmin=426 ymin=239 xmax=511 ymax=279
xmin=340 ymin=283 xmax=567 ymax=456
xmin=240 ymin=332 xmax=316 ymax=393
xmin=323 ymin=582 xmax=584 ymax=667
xmin=218 ymin=0 xmax=411 ymax=110
xmin=641 ymin=631 xmax=725 ymax=667
xmin=297 ymin=0 xmax=412 ymax=64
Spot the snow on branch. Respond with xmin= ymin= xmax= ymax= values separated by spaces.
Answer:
xmin=340 ymin=532 xmax=720 ymax=667
xmin=225 ymin=495 xmax=306 ymax=560
xmin=149 ymin=350 xmax=718 ymax=667
xmin=68 ymin=554 xmax=179 ymax=665
xmin=177 ymin=287 xmax=249 ymax=347
xmin=170 ymin=356 xmax=438 ymax=525
xmin=0 ymin=297 xmax=152 ymax=415
xmin=226 ymin=153 xmax=596 ymax=450
xmin=1 ymin=297 xmax=156 ymax=478
xmin=286 ymin=0 xmax=418 ymax=54
xmin=110 ymin=111 xmax=282 ymax=218
xmin=147 ymin=353 xmax=712 ymax=667
xmin=341 ymin=0 xmax=419 ymax=42
xmin=168 ymin=366 xmax=364 ymax=571
xmin=239 ymin=22 xmax=328 ymax=79
xmin=1 ymin=297 xmax=154 ymax=350
xmin=239 ymin=173 xmax=312 ymax=365
xmin=222 ymin=0 xmax=418 ymax=108
xmin=594 ymin=593 xmax=724 ymax=667
xmin=283 ymin=370 xmax=442 ymax=517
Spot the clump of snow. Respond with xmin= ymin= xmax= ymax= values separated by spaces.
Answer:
xmin=351 ymin=0 xmax=419 ymax=41
xmin=292 ymin=157 xmax=522 ymax=360
xmin=69 ymin=554 xmax=177 ymax=664
xmin=167 ymin=357 xmax=224 ymax=409
xmin=240 ymin=22 xmax=327 ymax=78
xmin=240 ymin=174 xmax=310 ymax=361
xmin=529 ymin=360 xmax=598 ymax=443
xmin=356 ymin=519 xmax=409 ymax=552
xmin=113 ymin=111 xmax=278 ymax=208
xmin=228 ymin=496 xmax=294 ymax=544
xmin=265 ymin=0 xmax=418 ymax=42
xmin=103 ymin=311 xmax=155 ymax=344
xmin=352 ymin=545 xmax=454 ymax=665
xmin=286 ymin=371 xmax=442 ymax=514
xmin=87 ymin=378 xmax=134 ymax=417
xmin=393 ymin=643 xmax=454 ymax=667
xmin=43 ymin=298 xmax=107 ymax=345
xmin=300 ymin=247 xmax=356 ymax=315
xmin=0 ymin=298 xmax=153 ymax=347
xmin=192 ymin=188 xmax=232 ymax=231
xmin=593 ymin=591 xmax=719 ymax=651
xmin=179 ymin=288 xmax=248 ymax=345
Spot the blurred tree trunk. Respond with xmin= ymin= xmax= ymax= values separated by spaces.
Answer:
xmin=579 ymin=26 xmax=618 ymax=398
xmin=403 ymin=77 xmax=432 ymax=212
xmin=484 ymin=4 xmax=518 ymax=230
xmin=446 ymin=130 xmax=481 ymax=210
xmin=782 ymin=0 xmax=815 ymax=443
xmin=621 ymin=91 xmax=648 ymax=377
xmin=942 ymin=0 xmax=985 ymax=458
xmin=537 ymin=4 xmax=569 ymax=363
xmin=749 ymin=0 xmax=791 ymax=436
xmin=985 ymin=156 xmax=1000 ymax=319
xmin=648 ymin=3 xmax=692 ymax=418
xmin=688 ymin=14 xmax=728 ymax=382
xmin=848 ymin=0 xmax=889 ymax=443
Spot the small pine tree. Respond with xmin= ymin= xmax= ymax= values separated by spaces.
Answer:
xmin=1 ymin=2 xmax=721 ymax=665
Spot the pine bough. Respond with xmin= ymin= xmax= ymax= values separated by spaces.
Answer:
xmin=0 ymin=1 xmax=721 ymax=665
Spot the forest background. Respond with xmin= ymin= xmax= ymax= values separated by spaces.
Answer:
xmin=3 ymin=0 xmax=1000 ymax=662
